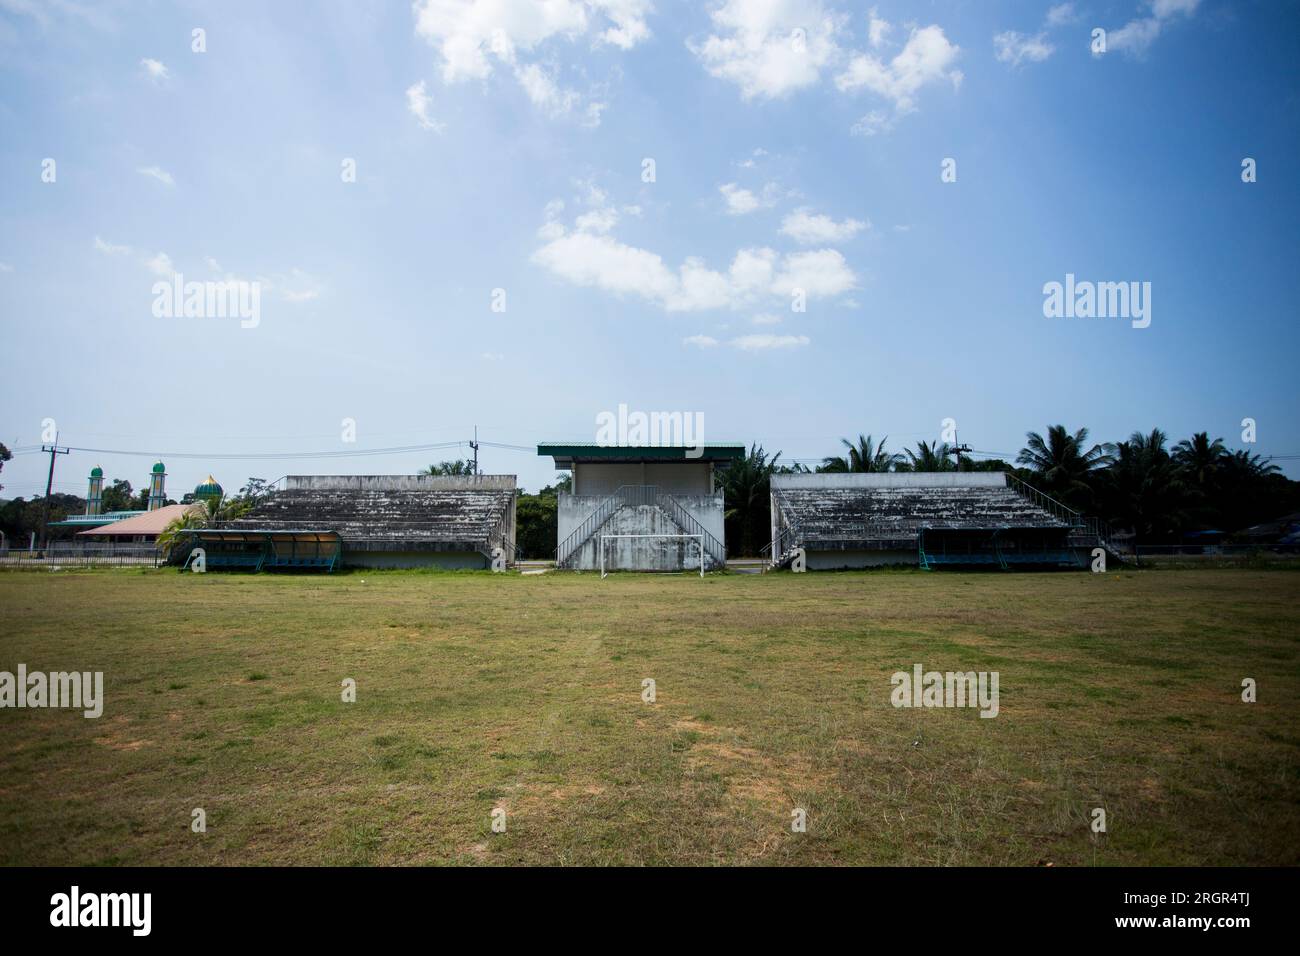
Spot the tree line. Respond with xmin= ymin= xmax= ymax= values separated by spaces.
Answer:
xmin=715 ymin=427 xmax=1295 ymax=557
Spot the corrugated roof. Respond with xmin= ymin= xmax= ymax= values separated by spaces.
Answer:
xmin=76 ymin=503 xmax=203 ymax=536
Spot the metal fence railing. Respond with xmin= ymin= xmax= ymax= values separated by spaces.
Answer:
xmin=0 ymin=543 xmax=161 ymax=568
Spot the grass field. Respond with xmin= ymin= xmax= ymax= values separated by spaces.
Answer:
xmin=1 ymin=567 xmax=1297 ymax=866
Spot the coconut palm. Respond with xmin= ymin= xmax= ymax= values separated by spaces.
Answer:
xmin=820 ymin=434 xmax=899 ymax=473
xmin=901 ymin=440 xmax=957 ymax=473
xmin=1099 ymin=428 xmax=1189 ymax=545
xmin=156 ymin=505 xmax=213 ymax=561
xmin=422 ymin=459 xmax=475 ymax=476
xmin=1173 ymin=432 xmax=1227 ymax=488
xmin=1016 ymin=424 xmax=1114 ymax=508
xmin=717 ymin=443 xmax=782 ymax=556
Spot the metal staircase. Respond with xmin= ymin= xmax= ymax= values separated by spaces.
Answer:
xmin=655 ymin=491 xmax=726 ymax=568
xmin=555 ymin=485 xmax=725 ymax=570
xmin=1002 ymin=474 xmax=1124 ymax=561
xmin=762 ymin=488 xmax=805 ymax=569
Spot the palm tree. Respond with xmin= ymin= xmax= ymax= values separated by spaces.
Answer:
xmin=156 ymin=506 xmax=211 ymax=560
xmin=820 ymin=434 xmax=899 ymax=473
xmin=1017 ymin=424 xmax=1114 ymax=508
xmin=156 ymin=492 xmax=252 ymax=561
xmin=1224 ymin=449 xmax=1280 ymax=479
xmin=901 ymin=440 xmax=956 ymax=473
xmin=1099 ymin=428 xmax=1189 ymax=547
xmin=422 ymin=459 xmax=474 ymax=476
xmin=1173 ymin=432 xmax=1227 ymax=488
xmin=717 ymin=443 xmax=782 ymax=557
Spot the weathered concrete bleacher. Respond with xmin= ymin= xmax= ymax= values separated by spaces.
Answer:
xmin=769 ymin=473 xmax=1085 ymax=570
xmin=227 ymin=475 xmax=516 ymax=569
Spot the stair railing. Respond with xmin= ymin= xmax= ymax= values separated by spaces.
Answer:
xmin=555 ymin=485 xmax=659 ymax=568
xmin=655 ymin=493 xmax=727 ymax=567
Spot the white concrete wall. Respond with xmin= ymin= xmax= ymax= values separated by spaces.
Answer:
xmin=568 ymin=506 xmax=721 ymax=572
xmin=557 ymin=493 xmax=725 ymax=570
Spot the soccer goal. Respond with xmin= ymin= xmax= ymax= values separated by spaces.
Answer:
xmin=598 ymin=533 xmax=706 ymax=578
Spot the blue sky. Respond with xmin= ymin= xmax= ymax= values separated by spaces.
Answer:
xmin=1 ymin=0 xmax=1297 ymax=501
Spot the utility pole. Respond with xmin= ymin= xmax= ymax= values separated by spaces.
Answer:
xmin=470 ymin=426 xmax=480 ymax=476
xmin=40 ymin=437 xmax=70 ymax=549
xmin=951 ymin=432 xmax=972 ymax=473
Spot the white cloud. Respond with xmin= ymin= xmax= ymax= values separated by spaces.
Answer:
xmin=204 ymin=256 xmax=223 ymax=273
xmin=145 ymin=252 xmax=174 ymax=277
xmin=730 ymin=333 xmax=809 ymax=350
xmin=850 ymin=109 xmax=892 ymax=136
xmin=406 ymin=80 xmax=445 ymax=132
xmin=262 ymin=268 xmax=323 ymax=303
xmin=720 ymin=181 xmax=781 ymax=215
xmin=0 ymin=262 xmax=13 ymax=273
xmin=139 ymin=58 xmax=169 ymax=83
xmin=752 ymin=312 xmax=781 ymax=325
xmin=515 ymin=62 xmax=580 ymax=115
xmin=532 ymin=207 xmax=855 ymax=311
xmin=780 ymin=208 xmax=866 ymax=243
xmin=482 ymin=351 xmax=506 ymax=361
xmin=575 ymin=206 xmax=619 ymax=233
xmin=594 ymin=0 xmax=654 ymax=48
xmin=93 ymin=236 xmax=131 ymax=255
xmin=1107 ymin=0 xmax=1201 ymax=57
xmin=867 ymin=6 xmax=890 ymax=48
xmin=1045 ymin=3 xmax=1078 ymax=28
xmin=136 ymin=165 xmax=175 ymax=187
xmin=836 ymin=23 xmax=961 ymax=115
xmin=689 ymin=0 xmax=845 ymax=100
xmin=771 ymin=248 xmax=856 ymax=297
xmin=993 ymin=30 xmax=1054 ymax=67
xmin=411 ymin=0 xmax=647 ymax=122
xmin=683 ymin=334 xmax=719 ymax=348
xmin=719 ymin=182 xmax=759 ymax=215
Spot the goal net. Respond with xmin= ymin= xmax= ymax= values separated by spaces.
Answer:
xmin=598 ymin=533 xmax=706 ymax=578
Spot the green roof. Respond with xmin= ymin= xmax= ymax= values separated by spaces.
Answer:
xmin=152 ymin=461 xmax=166 ymax=473
xmin=538 ymin=442 xmax=746 ymax=465
xmin=90 ymin=466 xmax=103 ymax=478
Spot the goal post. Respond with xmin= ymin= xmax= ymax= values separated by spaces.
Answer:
xmin=598 ymin=533 xmax=706 ymax=578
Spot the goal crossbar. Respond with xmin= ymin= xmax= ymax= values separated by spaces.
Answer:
xmin=598 ymin=533 xmax=706 ymax=578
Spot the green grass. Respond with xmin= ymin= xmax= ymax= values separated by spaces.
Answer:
xmin=0 ymin=567 xmax=1297 ymax=866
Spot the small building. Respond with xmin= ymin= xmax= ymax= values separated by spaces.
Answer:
xmin=769 ymin=472 xmax=1105 ymax=570
xmin=73 ymin=503 xmax=202 ymax=545
xmin=217 ymin=474 xmax=518 ymax=570
xmin=538 ymin=443 xmax=744 ymax=572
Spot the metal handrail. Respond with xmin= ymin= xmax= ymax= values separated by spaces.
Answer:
xmin=762 ymin=487 xmax=804 ymax=566
xmin=1003 ymin=474 xmax=1121 ymax=554
xmin=555 ymin=485 xmax=652 ymax=567
xmin=655 ymin=493 xmax=726 ymax=567
xmin=1002 ymin=473 xmax=1084 ymax=527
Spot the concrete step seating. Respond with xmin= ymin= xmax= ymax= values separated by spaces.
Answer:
xmin=229 ymin=488 xmax=512 ymax=545
xmin=781 ymin=485 xmax=1068 ymax=543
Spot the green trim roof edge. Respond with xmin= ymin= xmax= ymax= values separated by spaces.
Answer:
xmin=538 ymin=442 xmax=746 ymax=460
